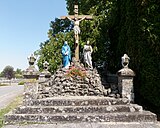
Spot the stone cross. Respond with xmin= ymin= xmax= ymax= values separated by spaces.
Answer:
xmin=61 ymin=4 xmax=93 ymax=61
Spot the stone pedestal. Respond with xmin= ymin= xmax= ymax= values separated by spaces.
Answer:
xmin=23 ymin=65 xmax=39 ymax=106
xmin=23 ymin=79 xmax=39 ymax=105
xmin=38 ymin=71 xmax=51 ymax=98
xmin=38 ymin=61 xmax=52 ymax=98
xmin=39 ymin=70 xmax=51 ymax=82
xmin=117 ymin=67 xmax=135 ymax=102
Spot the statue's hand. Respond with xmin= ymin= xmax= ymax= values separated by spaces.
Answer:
xmin=65 ymin=51 xmax=69 ymax=55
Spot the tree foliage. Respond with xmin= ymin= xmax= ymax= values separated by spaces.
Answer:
xmin=37 ymin=18 xmax=74 ymax=74
xmin=1 ymin=66 xmax=15 ymax=79
xmin=108 ymin=0 xmax=160 ymax=109
xmin=15 ymin=68 xmax=23 ymax=78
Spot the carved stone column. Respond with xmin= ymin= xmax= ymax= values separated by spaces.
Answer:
xmin=38 ymin=61 xmax=51 ymax=98
xmin=117 ymin=54 xmax=135 ymax=102
xmin=39 ymin=61 xmax=51 ymax=82
xmin=23 ymin=54 xmax=39 ymax=105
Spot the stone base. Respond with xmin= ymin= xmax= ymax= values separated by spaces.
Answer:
xmin=5 ymin=111 xmax=156 ymax=124
xmin=5 ymin=96 xmax=157 ymax=124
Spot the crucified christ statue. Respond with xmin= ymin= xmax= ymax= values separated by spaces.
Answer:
xmin=60 ymin=4 xmax=93 ymax=61
xmin=67 ymin=16 xmax=86 ymax=44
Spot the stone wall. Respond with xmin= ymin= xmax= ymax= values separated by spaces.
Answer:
xmin=39 ymin=67 xmax=108 ymax=98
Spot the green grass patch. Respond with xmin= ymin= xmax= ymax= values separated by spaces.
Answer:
xmin=0 ymin=83 xmax=9 ymax=87
xmin=0 ymin=95 xmax=23 ymax=128
xmin=18 ymin=81 xmax=25 ymax=85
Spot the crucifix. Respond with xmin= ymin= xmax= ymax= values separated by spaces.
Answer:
xmin=60 ymin=3 xmax=93 ymax=61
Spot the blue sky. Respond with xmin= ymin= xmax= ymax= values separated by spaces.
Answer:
xmin=0 ymin=0 xmax=67 ymax=72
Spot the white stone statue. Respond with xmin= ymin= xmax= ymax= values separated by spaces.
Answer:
xmin=67 ymin=16 xmax=86 ymax=43
xmin=83 ymin=40 xmax=93 ymax=69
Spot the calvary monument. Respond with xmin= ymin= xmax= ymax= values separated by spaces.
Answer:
xmin=5 ymin=1 xmax=157 ymax=125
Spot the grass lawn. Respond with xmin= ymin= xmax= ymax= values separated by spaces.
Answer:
xmin=0 ymin=95 xmax=23 ymax=128
xmin=0 ymin=84 xmax=9 ymax=87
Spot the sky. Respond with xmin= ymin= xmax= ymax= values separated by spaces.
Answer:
xmin=0 ymin=0 xmax=67 ymax=72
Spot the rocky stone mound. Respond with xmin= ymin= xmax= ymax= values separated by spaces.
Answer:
xmin=48 ymin=63 xmax=108 ymax=97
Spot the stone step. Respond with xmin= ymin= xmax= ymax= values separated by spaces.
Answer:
xmin=26 ymin=96 xmax=129 ymax=106
xmin=5 ymin=111 xmax=157 ymax=124
xmin=14 ymin=104 xmax=143 ymax=114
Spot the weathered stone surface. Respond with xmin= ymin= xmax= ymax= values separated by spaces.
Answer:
xmin=5 ymin=111 xmax=157 ymax=124
xmin=117 ymin=67 xmax=135 ymax=102
xmin=27 ymin=96 xmax=130 ymax=106
xmin=14 ymin=104 xmax=143 ymax=114
xmin=5 ymin=96 xmax=157 ymax=124
xmin=117 ymin=67 xmax=135 ymax=77
xmin=39 ymin=64 xmax=108 ymax=98
xmin=23 ymin=79 xmax=39 ymax=106
xmin=4 ymin=122 xmax=160 ymax=128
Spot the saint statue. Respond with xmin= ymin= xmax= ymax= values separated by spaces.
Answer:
xmin=83 ymin=40 xmax=93 ymax=69
xmin=61 ymin=41 xmax=71 ymax=69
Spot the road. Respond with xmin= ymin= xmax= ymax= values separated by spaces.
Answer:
xmin=0 ymin=84 xmax=24 ymax=109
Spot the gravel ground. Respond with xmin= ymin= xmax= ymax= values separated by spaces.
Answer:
xmin=3 ymin=122 xmax=160 ymax=128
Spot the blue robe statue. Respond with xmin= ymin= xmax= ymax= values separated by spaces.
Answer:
xmin=61 ymin=41 xmax=71 ymax=68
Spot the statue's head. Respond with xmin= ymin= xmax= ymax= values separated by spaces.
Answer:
xmin=64 ymin=41 xmax=68 ymax=45
xmin=74 ymin=5 xmax=78 ymax=14
xmin=87 ymin=40 xmax=90 ymax=45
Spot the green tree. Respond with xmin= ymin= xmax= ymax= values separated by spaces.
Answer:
xmin=2 ymin=66 xmax=15 ymax=79
xmin=15 ymin=68 xmax=23 ymax=78
xmin=0 ymin=72 xmax=3 ymax=77
xmin=135 ymin=0 xmax=160 ymax=110
xmin=37 ymin=18 xmax=74 ymax=74
xmin=107 ymin=0 xmax=160 ymax=112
